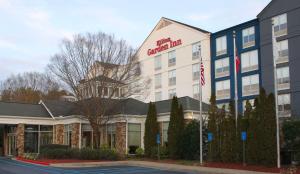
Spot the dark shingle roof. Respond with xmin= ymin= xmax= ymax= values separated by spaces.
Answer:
xmin=0 ymin=102 xmax=51 ymax=118
xmin=153 ymin=96 xmax=209 ymax=114
xmin=42 ymin=100 xmax=78 ymax=117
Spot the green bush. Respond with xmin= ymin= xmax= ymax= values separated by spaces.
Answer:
xmin=150 ymin=146 xmax=168 ymax=159
xmin=135 ymin=148 xmax=144 ymax=157
xmin=39 ymin=146 xmax=119 ymax=160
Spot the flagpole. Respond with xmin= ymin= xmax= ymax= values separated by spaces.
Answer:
xmin=271 ymin=19 xmax=281 ymax=169
xmin=233 ymin=31 xmax=238 ymax=129
xmin=199 ymin=44 xmax=203 ymax=165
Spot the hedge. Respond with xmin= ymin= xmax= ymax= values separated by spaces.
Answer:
xmin=39 ymin=144 xmax=119 ymax=160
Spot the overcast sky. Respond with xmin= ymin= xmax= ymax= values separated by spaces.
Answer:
xmin=0 ymin=0 xmax=271 ymax=81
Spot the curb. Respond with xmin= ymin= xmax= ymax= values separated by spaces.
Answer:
xmin=51 ymin=160 xmax=277 ymax=174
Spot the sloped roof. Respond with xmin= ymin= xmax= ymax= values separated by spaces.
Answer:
xmin=42 ymin=100 xmax=79 ymax=117
xmin=257 ymin=0 xmax=278 ymax=18
xmin=0 ymin=102 xmax=51 ymax=118
xmin=162 ymin=17 xmax=210 ymax=34
xmin=153 ymin=96 xmax=210 ymax=114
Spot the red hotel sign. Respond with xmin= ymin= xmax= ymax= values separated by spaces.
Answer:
xmin=147 ymin=38 xmax=182 ymax=56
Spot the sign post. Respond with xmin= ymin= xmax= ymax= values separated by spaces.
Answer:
xmin=241 ymin=131 xmax=247 ymax=166
xmin=208 ymin=132 xmax=213 ymax=161
xmin=156 ymin=134 xmax=160 ymax=160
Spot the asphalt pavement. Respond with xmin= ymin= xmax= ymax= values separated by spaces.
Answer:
xmin=0 ymin=157 xmax=197 ymax=174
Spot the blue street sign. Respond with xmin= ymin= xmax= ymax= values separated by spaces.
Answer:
xmin=208 ymin=133 xmax=213 ymax=142
xmin=241 ymin=131 xmax=247 ymax=141
xmin=156 ymin=134 xmax=160 ymax=144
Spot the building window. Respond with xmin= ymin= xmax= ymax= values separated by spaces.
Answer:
xmin=154 ymin=55 xmax=162 ymax=70
xmin=217 ymin=103 xmax=229 ymax=111
xmin=216 ymin=80 xmax=230 ymax=100
xmin=192 ymin=63 xmax=200 ymax=80
xmin=107 ymin=124 xmax=116 ymax=149
xmin=168 ymin=70 xmax=176 ymax=86
xmin=168 ymin=89 xmax=176 ymax=99
xmin=243 ymin=99 xmax=255 ymax=112
xmin=216 ymin=36 xmax=227 ymax=56
xmin=25 ymin=125 xmax=53 ymax=153
xmin=193 ymin=84 xmax=200 ymax=99
xmin=168 ymin=50 xmax=176 ymax=67
xmin=278 ymin=94 xmax=291 ymax=117
xmin=192 ymin=42 xmax=201 ymax=59
xmin=242 ymin=74 xmax=259 ymax=96
xmin=24 ymin=125 xmax=39 ymax=153
xmin=241 ymin=50 xmax=258 ymax=73
xmin=277 ymin=67 xmax=290 ymax=90
xmin=64 ymin=124 xmax=72 ymax=146
xmin=155 ymin=91 xmax=162 ymax=101
xmin=155 ymin=73 xmax=162 ymax=89
xmin=103 ymin=87 xmax=108 ymax=97
xmin=276 ymin=40 xmax=289 ymax=64
xmin=40 ymin=125 xmax=53 ymax=146
xmin=162 ymin=122 xmax=169 ymax=146
xmin=242 ymin=27 xmax=255 ymax=48
xmin=128 ymin=123 xmax=141 ymax=154
xmin=273 ymin=13 xmax=287 ymax=37
xmin=114 ymin=88 xmax=120 ymax=98
xmin=215 ymin=57 xmax=230 ymax=78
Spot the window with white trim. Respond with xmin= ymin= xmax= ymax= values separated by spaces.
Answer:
xmin=168 ymin=70 xmax=176 ymax=86
xmin=215 ymin=57 xmax=229 ymax=78
xmin=168 ymin=89 xmax=176 ymax=99
xmin=242 ymin=27 xmax=255 ymax=48
xmin=216 ymin=36 xmax=227 ymax=56
xmin=155 ymin=73 xmax=162 ymax=89
xmin=192 ymin=42 xmax=201 ymax=59
xmin=242 ymin=74 xmax=259 ymax=96
xmin=168 ymin=50 xmax=176 ymax=67
xmin=277 ymin=67 xmax=290 ymax=90
xmin=154 ymin=55 xmax=162 ymax=70
xmin=273 ymin=13 xmax=287 ymax=37
xmin=278 ymin=94 xmax=291 ymax=117
xmin=192 ymin=63 xmax=200 ymax=80
xmin=241 ymin=50 xmax=258 ymax=73
xmin=193 ymin=84 xmax=200 ymax=99
xmin=155 ymin=91 xmax=162 ymax=101
xmin=216 ymin=80 xmax=230 ymax=100
xmin=276 ymin=40 xmax=289 ymax=63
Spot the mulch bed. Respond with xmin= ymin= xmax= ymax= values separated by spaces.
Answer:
xmin=136 ymin=158 xmax=300 ymax=174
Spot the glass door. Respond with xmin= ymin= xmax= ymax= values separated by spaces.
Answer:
xmin=8 ymin=134 xmax=17 ymax=156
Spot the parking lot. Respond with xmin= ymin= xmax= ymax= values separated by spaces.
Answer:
xmin=0 ymin=157 xmax=197 ymax=174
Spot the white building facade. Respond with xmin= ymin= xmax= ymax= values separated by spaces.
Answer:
xmin=136 ymin=17 xmax=211 ymax=103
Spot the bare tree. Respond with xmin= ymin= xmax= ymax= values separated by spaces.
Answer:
xmin=0 ymin=72 xmax=63 ymax=103
xmin=48 ymin=32 xmax=149 ymax=148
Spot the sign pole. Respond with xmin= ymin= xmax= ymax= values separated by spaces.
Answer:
xmin=156 ymin=134 xmax=160 ymax=160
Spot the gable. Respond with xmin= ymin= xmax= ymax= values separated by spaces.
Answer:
xmin=137 ymin=17 xmax=210 ymax=60
xmin=258 ymin=0 xmax=300 ymax=20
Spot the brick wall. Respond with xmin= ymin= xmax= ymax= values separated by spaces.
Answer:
xmin=54 ymin=124 xmax=64 ymax=145
xmin=71 ymin=123 xmax=80 ymax=148
xmin=115 ymin=122 xmax=126 ymax=155
xmin=16 ymin=124 xmax=24 ymax=157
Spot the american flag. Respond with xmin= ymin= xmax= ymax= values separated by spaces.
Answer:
xmin=200 ymin=57 xmax=205 ymax=86
xmin=235 ymin=47 xmax=241 ymax=73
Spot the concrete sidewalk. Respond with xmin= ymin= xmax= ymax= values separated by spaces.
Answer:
xmin=51 ymin=160 xmax=278 ymax=174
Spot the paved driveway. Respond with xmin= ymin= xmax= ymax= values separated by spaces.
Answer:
xmin=0 ymin=157 xmax=196 ymax=174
